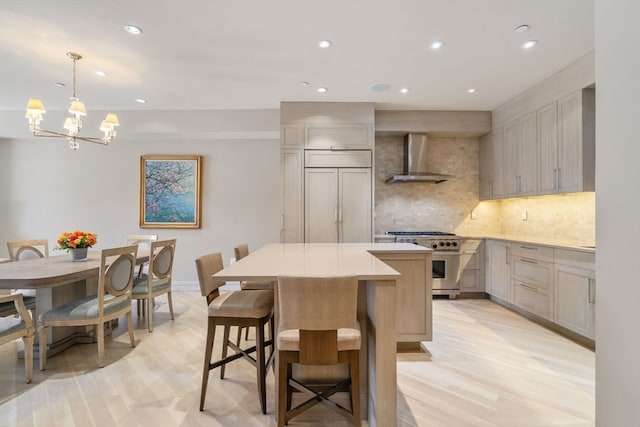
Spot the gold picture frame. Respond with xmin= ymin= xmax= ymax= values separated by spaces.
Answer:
xmin=140 ymin=155 xmax=202 ymax=228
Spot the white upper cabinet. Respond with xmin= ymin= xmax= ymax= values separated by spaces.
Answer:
xmin=504 ymin=112 xmax=537 ymax=197
xmin=479 ymin=127 xmax=505 ymax=200
xmin=537 ymin=89 xmax=595 ymax=195
xmin=305 ymin=124 xmax=373 ymax=150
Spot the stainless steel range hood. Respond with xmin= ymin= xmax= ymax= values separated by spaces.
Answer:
xmin=385 ymin=133 xmax=454 ymax=183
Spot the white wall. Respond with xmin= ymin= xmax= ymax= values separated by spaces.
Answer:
xmin=0 ymin=109 xmax=282 ymax=288
xmin=595 ymin=1 xmax=640 ymax=425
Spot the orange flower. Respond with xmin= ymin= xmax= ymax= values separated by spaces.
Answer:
xmin=55 ymin=230 xmax=98 ymax=251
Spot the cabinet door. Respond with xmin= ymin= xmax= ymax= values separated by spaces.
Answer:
xmin=504 ymin=119 xmax=521 ymax=197
xmin=491 ymin=126 xmax=506 ymax=198
xmin=479 ymin=133 xmax=492 ymax=200
xmin=537 ymin=102 xmax=559 ymax=195
xmin=554 ymin=264 xmax=595 ymax=339
xmin=519 ymin=112 xmax=537 ymax=196
xmin=281 ymin=150 xmax=303 ymax=243
xmin=305 ymin=125 xmax=372 ymax=149
xmin=505 ymin=113 xmax=536 ymax=197
xmin=304 ymin=168 xmax=339 ymax=243
xmin=379 ymin=257 xmax=429 ymax=340
xmin=339 ymin=168 xmax=372 ymax=243
xmin=486 ymin=240 xmax=511 ymax=301
xmin=557 ymin=91 xmax=584 ymax=193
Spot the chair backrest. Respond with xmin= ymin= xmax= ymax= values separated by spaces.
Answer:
xmin=124 ymin=234 xmax=158 ymax=253
xmin=97 ymin=245 xmax=138 ymax=315
xmin=195 ymin=253 xmax=227 ymax=303
xmin=277 ymin=275 xmax=359 ymax=333
xmin=150 ymin=239 xmax=176 ymax=281
xmin=7 ymin=239 xmax=49 ymax=261
xmin=234 ymin=243 xmax=249 ymax=261
xmin=0 ymin=293 xmax=33 ymax=345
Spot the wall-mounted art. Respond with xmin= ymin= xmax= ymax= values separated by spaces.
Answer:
xmin=140 ymin=155 xmax=202 ymax=228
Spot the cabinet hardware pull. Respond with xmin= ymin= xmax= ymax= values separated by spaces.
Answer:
xmin=520 ymin=245 xmax=538 ymax=250
xmin=519 ymin=258 xmax=538 ymax=264
xmin=489 ymin=180 xmax=493 ymax=198
xmin=334 ymin=208 xmax=338 ymax=223
xmin=330 ymin=146 xmax=348 ymax=151
xmin=338 ymin=207 xmax=343 ymax=223
xmin=553 ymin=169 xmax=557 ymax=190
xmin=557 ymin=168 xmax=562 ymax=189
xmin=506 ymin=246 xmax=511 ymax=265
xmin=588 ymin=278 xmax=596 ymax=303
xmin=280 ymin=214 xmax=285 ymax=230
xmin=520 ymin=283 xmax=537 ymax=292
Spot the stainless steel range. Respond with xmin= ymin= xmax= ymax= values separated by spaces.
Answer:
xmin=386 ymin=231 xmax=461 ymax=299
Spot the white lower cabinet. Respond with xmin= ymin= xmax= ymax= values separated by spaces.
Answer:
xmin=459 ymin=239 xmax=484 ymax=292
xmin=485 ymin=240 xmax=511 ymax=301
xmin=554 ymin=249 xmax=596 ymax=340
xmin=510 ymin=246 xmax=554 ymax=321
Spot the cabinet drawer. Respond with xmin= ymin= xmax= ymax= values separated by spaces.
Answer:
xmin=511 ymin=257 xmax=553 ymax=291
xmin=511 ymin=243 xmax=554 ymax=262
xmin=304 ymin=150 xmax=372 ymax=168
xmin=554 ymin=248 xmax=595 ymax=270
xmin=305 ymin=125 xmax=372 ymax=149
xmin=512 ymin=281 xmax=552 ymax=320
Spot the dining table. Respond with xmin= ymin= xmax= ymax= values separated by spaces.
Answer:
xmin=212 ymin=242 xmax=406 ymax=427
xmin=0 ymin=249 xmax=149 ymax=358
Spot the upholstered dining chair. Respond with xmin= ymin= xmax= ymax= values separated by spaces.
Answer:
xmin=276 ymin=275 xmax=362 ymax=427
xmin=0 ymin=293 xmax=34 ymax=383
xmin=124 ymin=234 xmax=158 ymax=316
xmin=195 ymin=252 xmax=274 ymax=414
xmin=234 ymin=243 xmax=275 ymax=344
xmin=5 ymin=239 xmax=49 ymax=312
xmin=131 ymin=239 xmax=176 ymax=332
xmin=38 ymin=245 xmax=138 ymax=370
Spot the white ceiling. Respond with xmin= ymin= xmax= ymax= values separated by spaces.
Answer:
xmin=0 ymin=0 xmax=594 ymax=114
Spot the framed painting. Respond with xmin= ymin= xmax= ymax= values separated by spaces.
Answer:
xmin=140 ymin=155 xmax=202 ymax=228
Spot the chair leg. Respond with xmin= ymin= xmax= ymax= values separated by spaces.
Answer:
xmin=235 ymin=326 xmax=243 ymax=347
xmin=350 ymin=350 xmax=361 ymax=427
xmin=97 ymin=323 xmax=105 ymax=368
xmin=220 ymin=325 xmax=231 ymax=379
xmin=167 ymin=291 xmax=174 ymax=320
xmin=137 ymin=299 xmax=141 ymax=317
xmin=277 ymin=351 xmax=288 ymax=427
xmin=245 ymin=325 xmax=250 ymax=341
xmin=23 ymin=334 xmax=34 ymax=383
xmin=38 ymin=323 xmax=48 ymax=371
xmin=200 ymin=317 xmax=216 ymax=411
xmin=148 ymin=298 xmax=153 ymax=332
xmin=256 ymin=320 xmax=267 ymax=415
xmin=127 ymin=311 xmax=136 ymax=347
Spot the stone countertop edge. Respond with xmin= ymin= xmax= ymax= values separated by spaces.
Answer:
xmin=459 ymin=234 xmax=596 ymax=253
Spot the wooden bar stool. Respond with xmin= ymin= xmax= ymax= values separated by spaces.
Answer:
xmin=276 ymin=275 xmax=361 ymax=426
xmin=195 ymin=252 xmax=274 ymax=414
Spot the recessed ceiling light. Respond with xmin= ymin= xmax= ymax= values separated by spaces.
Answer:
xmin=318 ymin=40 xmax=332 ymax=49
xmin=369 ymin=83 xmax=390 ymax=92
xmin=317 ymin=87 xmax=328 ymax=93
xmin=123 ymin=24 xmax=143 ymax=35
xmin=400 ymin=87 xmax=411 ymax=94
xmin=430 ymin=40 xmax=445 ymax=50
xmin=467 ymin=88 xmax=476 ymax=93
xmin=299 ymin=81 xmax=310 ymax=86
xmin=136 ymin=98 xmax=147 ymax=104
xmin=95 ymin=70 xmax=106 ymax=77
xmin=55 ymin=82 xmax=66 ymax=87
xmin=515 ymin=24 xmax=529 ymax=33
xmin=522 ymin=40 xmax=538 ymax=49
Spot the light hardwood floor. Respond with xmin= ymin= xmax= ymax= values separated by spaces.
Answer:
xmin=0 ymin=293 xmax=594 ymax=427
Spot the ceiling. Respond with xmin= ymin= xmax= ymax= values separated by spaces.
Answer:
xmin=0 ymin=0 xmax=594 ymax=114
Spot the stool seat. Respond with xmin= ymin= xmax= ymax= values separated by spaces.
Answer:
xmin=277 ymin=326 xmax=361 ymax=352
xmin=209 ymin=289 xmax=273 ymax=318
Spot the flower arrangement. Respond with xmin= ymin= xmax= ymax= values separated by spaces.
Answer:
xmin=56 ymin=230 xmax=98 ymax=251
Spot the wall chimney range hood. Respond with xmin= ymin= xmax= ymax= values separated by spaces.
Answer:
xmin=385 ymin=133 xmax=454 ymax=183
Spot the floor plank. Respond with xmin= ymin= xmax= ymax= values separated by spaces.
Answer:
xmin=0 ymin=293 xmax=594 ymax=427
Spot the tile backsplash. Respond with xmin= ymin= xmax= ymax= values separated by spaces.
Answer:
xmin=374 ymin=135 xmax=595 ymax=244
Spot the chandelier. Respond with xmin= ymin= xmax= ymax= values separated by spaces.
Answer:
xmin=25 ymin=52 xmax=120 ymax=151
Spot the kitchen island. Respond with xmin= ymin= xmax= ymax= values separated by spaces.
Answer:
xmin=213 ymin=242 xmax=431 ymax=427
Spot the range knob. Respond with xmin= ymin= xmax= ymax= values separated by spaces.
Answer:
xmin=452 ymin=241 xmax=458 ymax=247
xmin=431 ymin=243 xmax=438 ymax=249
xmin=439 ymin=242 xmax=445 ymax=247
xmin=445 ymin=241 xmax=451 ymax=247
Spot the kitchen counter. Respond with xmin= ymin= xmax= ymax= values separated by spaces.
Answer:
xmin=461 ymin=234 xmax=596 ymax=253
